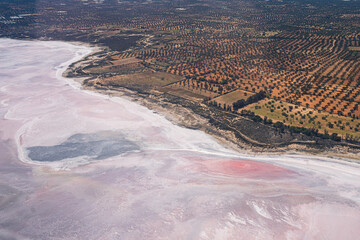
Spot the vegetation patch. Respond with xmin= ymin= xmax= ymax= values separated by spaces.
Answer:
xmin=349 ymin=47 xmax=360 ymax=51
xmin=160 ymin=86 xmax=208 ymax=101
xmin=212 ymin=89 xmax=254 ymax=108
xmin=245 ymin=99 xmax=360 ymax=141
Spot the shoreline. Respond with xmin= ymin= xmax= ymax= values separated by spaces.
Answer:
xmin=4 ymin=38 xmax=357 ymax=162
xmin=80 ymin=84 xmax=360 ymax=162
xmin=13 ymin=40 xmax=96 ymax=169
xmin=61 ymin=42 xmax=360 ymax=162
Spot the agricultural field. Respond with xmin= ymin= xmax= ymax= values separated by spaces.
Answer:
xmin=212 ymin=89 xmax=254 ymax=110
xmin=85 ymin=57 xmax=143 ymax=74
xmin=160 ymin=85 xmax=209 ymax=102
xmin=245 ymin=99 xmax=360 ymax=141
xmin=169 ymin=80 xmax=219 ymax=99
xmin=349 ymin=47 xmax=360 ymax=52
xmin=97 ymin=71 xmax=182 ymax=91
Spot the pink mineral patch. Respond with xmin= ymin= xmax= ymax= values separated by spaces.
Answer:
xmin=197 ymin=159 xmax=295 ymax=179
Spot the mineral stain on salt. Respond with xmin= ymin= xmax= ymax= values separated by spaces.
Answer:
xmin=26 ymin=131 xmax=139 ymax=162
xmin=197 ymin=159 xmax=296 ymax=179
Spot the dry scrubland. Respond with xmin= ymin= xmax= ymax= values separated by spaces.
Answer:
xmin=3 ymin=0 xmax=359 ymax=145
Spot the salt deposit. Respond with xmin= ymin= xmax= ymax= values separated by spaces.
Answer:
xmin=0 ymin=39 xmax=359 ymax=240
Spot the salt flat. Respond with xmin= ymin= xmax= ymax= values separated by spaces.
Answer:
xmin=0 ymin=39 xmax=359 ymax=240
